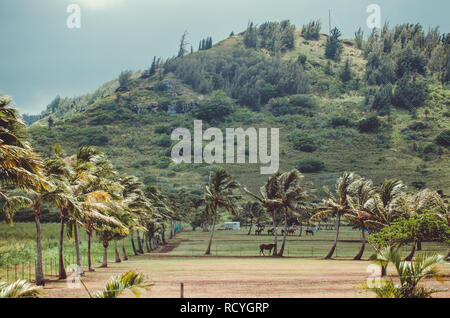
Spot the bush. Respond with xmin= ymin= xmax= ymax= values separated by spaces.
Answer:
xmin=408 ymin=121 xmax=429 ymax=131
xmin=291 ymin=135 xmax=318 ymax=152
xmin=435 ymin=130 xmax=450 ymax=147
xmin=393 ymin=75 xmax=428 ymax=110
xmin=80 ymin=134 xmax=109 ymax=146
xmin=269 ymin=95 xmax=316 ymax=117
xmin=296 ymin=158 xmax=325 ymax=173
xmin=154 ymin=125 xmax=172 ymax=134
xmin=155 ymin=135 xmax=172 ymax=148
xmin=329 ymin=116 xmax=354 ymax=128
xmin=358 ymin=116 xmax=380 ymax=133
xmin=192 ymin=90 xmax=234 ymax=122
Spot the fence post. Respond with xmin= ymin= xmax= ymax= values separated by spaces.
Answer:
xmin=22 ymin=262 xmax=24 ymax=279
xmin=14 ymin=264 xmax=17 ymax=280
xmin=180 ymin=282 xmax=184 ymax=298
xmin=28 ymin=262 xmax=31 ymax=281
xmin=6 ymin=265 xmax=9 ymax=281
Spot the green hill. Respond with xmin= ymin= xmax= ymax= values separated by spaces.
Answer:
xmin=28 ymin=21 xmax=450 ymax=197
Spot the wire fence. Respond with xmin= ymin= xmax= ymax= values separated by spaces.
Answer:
xmin=0 ymin=255 xmax=103 ymax=283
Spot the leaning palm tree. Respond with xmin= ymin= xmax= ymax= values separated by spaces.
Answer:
xmin=244 ymin=170 xmax=309 ymax=256
xmin=311 ymin=172 xmax=361 ymax=259
xmin=42 ymin=145 xmax=81 ymax=279
xmin=362 ymin=246 xmax=447 ymax=298
xmin=0 ymin=95 xmax=50 ymax=285
xmin=204 ymin=169 xmax=240 ymax=255
xmin=345 ymin=179 xmax=376 ymax=260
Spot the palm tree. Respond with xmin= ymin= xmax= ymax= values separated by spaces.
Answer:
xmin=244 ymin=170 xmax=309 ymax=256
xmin=345 ymin=179 xmax=376 ymax=260
xmin=242 ymin=202 xmax=265 ymax=235
xmin=42 ymin=145 xmax=80 ymax=279
xmin=204 ymin=169 xmax=240 ymax=255
xmin=0 ymin=95 xmax=52 ymax=286
xmin=311 ymin=172 xmax=361 ymax=259
xmin=362 ymin=246 xmax=447 ymax=298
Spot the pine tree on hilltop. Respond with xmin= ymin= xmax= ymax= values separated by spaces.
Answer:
xmin=149 ymin=56 xmax=157 ymax=76
xmin=325 ymin=27 xmax=343 ymax=61
xmin=340 ymin=58 xmax=353 ymax=82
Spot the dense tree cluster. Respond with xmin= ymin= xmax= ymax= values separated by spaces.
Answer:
xmin=302 ymin=20 xmax=321 ymax=40
xmin=363 ymin=24 xmax=449 ymax=113
xmin=199 ymin=37 xmax=213 ymax=51
xmin=243 ymin=20 xmax=296 ymax=53
xmin=164 ymin=48 xmax=308 ymax=109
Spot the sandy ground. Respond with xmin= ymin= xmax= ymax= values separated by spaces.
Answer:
xmin=43 ymin=254 xmax=450 ymax=298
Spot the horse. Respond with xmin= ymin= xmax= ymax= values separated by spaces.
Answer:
xmin=259 ymin=243 xmax=275 ymax=256
xmin=267 ymin=228 xmax=274 ymax=236
xmin=306 ymin=229 xmax=314 ymax=236
xmin=255 ymin=228 xmax=262 ymax=236
xmin=287 ymin=228 xmax=296 ymax=236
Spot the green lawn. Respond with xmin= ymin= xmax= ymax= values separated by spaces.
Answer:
xmin=167 ymin=226 xmax=449 ymax=258
xmin=1 ymin=222 xmax=448 ymax=283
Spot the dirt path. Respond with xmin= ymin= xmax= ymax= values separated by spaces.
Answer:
xmin=43 ymin=254 xmax=450 ymax=298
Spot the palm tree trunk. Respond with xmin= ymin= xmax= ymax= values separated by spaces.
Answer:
xmin=205 ymin=212 xmax=217 ymax=255
xmin=381 ymin=264 xmax=387 ymax=277
xmin=114 ymin=240 xmax=121 ymax=263
xmin=416 ymin=240 xmax=422 ymax=251
xmin=34 ymin=201 xmax=45 ymax=286
xmin=130 ymin=232 xmax=138 ymax=255
xmin=161 ymin=225 xmax=166 ymax=245
xmin=73 ymin=221 xmax=83 ymax=275
xmin=122 ymin=239 xmax=128 ymax=260
xmin=278 ymin=216 xmax=289 ymax=257
xmin=58 ymin=215 xmax=67 ymax=279
xmin=354 ymin=227 xmax=366 ymax=260
xmin=145 ymin=234 xmax=151 ymax=252
xmin=87 ymin=232 xmax=95 ymax=271
xmin=404 ymin=243 xmax=416 ymax=261
xmin=273 ymin=218 xmax=279 ymax=256
xmin=325 ymin=214 xmax=341 ymax=259
xmin=247 ymin=219 xmax=253 ymax=235
xmin=100 ymin=242 xmax=108 ymax=268
xmin=136 ymin=230 xmax=144 ymax=254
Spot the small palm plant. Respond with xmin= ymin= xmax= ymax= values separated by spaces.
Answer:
xmin=362 ymin=246 xmax=448 ymax=298
xmin=0 ymin=280 xmax=43 ymax=298
xmin=82 ymin=271 xmax=153 ymax=298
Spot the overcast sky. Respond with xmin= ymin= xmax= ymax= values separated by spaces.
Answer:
xmin=1 ymin=0 xmax=449 ymax=114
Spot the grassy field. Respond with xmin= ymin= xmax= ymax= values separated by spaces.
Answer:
xmin=1 ymin=222 xmax=448 ymax=283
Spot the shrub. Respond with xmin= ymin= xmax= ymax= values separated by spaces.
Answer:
xmin=358 ymin=116 xmax=380 ymax=133
xmin=393 ymin=75 xmax=428 ymax=110
xmin=154 ymin=125 xmax=172 ymax=134
xmin=291 ymin=135 xmax=318 ymax=152
xmin=408 ymin=121 xmax=429 ymax=131
xmin=80 ymin=134 xmax=109 ymax=146
xmin=435 ymin=130 xmax=450 ymax=147
xmin=192 ymin=90 xmax=234 ymax=122
xmin=155 ymin=135 xmax=172 ymax=148
xmin=329 ymin=116 xmax=354 ymax=128
xmin=269 ymin=95 xmax=316 ymax=117
xmin=296 ymin=158 xmax=325 ymax=173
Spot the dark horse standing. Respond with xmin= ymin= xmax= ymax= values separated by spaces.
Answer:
xmin=259 ymin=243 xmax=276 ymax=256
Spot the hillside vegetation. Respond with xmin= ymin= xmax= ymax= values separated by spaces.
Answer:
xmin=28 ymin=21 xmax=450 ymax=198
